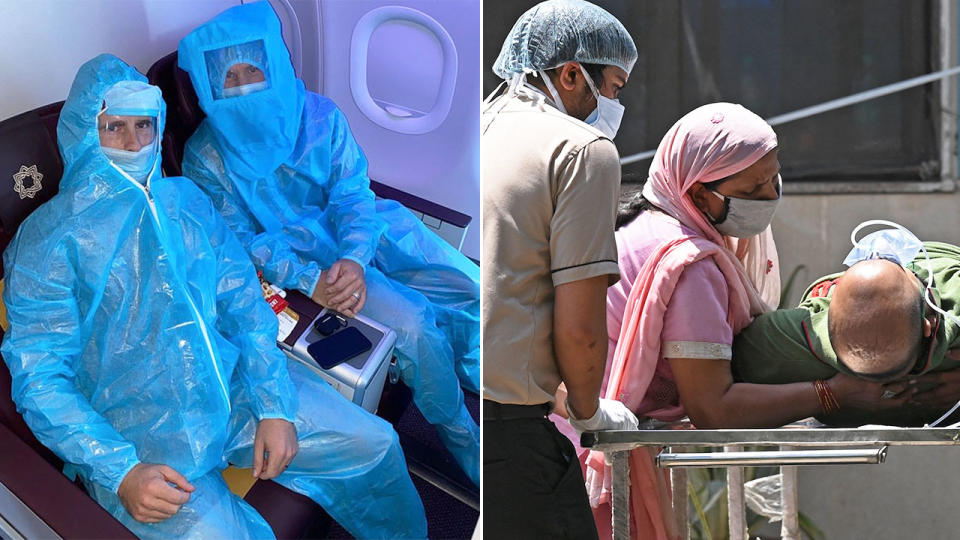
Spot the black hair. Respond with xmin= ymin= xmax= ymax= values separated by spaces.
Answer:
xmin=580 ymin=63 xmax=606 ymax=88
xmin=701 ymin=176 xmax=728 ymax=191
xmin=616 ymin=173 xmax=656 ymax=229
xmin=616 ymin=170 xmax=737 ymax=229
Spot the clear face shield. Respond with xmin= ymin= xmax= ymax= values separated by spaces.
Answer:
xmin=204 ymin=40 xmax=271 ymax=100
xmin=98 ymin=81 xmax=162 ymax=184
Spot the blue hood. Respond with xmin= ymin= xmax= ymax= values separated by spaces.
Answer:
xmin=178 ymin=1 xmax=305 ymax=181
xmin=57 ymin=54 xmax=164 ymax=190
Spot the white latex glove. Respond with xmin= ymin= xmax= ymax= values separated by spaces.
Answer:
xmin=566 ymin=398 xmax=639 ymax=435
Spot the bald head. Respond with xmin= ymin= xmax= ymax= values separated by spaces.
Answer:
xmin=828 ymin=259 xmax=924 ymax=381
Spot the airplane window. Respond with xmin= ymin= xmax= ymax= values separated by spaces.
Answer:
xmin=366 ymin=20 xmax=443 ymax=118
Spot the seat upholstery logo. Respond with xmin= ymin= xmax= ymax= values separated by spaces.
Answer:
xmin=12 ymin=165 xmax=43 ymax=199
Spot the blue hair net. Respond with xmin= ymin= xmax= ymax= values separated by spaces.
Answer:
xmin=493 ymin=0 xmax=638 ymax=78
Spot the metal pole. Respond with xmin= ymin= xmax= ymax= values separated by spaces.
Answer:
xmin=670 ymin=461 xmax=690 ymax=540
xmin=610 ymin=451 xmax=631 ymax=540
xmin=726 ymin=445 xmax=747 ymax=540
xmin=657 ymin=447 xmax=887 ymax=467
xmin=780 ymin=445 xmax=800 ymax=540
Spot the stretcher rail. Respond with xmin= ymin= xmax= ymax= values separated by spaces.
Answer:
xmin=581 ymin=422 xmax=960 ymax=540
xmin=656 ymin=447 xmax=886 ymax=467
xmin=581 ymin=425 xmax=960 ymax=450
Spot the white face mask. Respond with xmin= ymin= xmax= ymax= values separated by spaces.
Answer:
xmin=708 ymin=174 xmax=782 ymax=238
xmin=222 ymin=80 xmax=269 ymax=98
xmin=581 ymin=67 xmax=625 ymax=139
xmin=536 ymin=65 xmax=625 ymax=139
xmin=102 ymin=144 xmax=157 ymax=184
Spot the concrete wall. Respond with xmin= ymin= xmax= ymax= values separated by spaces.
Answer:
xmin=746 ymin=446 xmax=960 ymax=539
xmin=801 ymin=446 xmax=960 ymax=538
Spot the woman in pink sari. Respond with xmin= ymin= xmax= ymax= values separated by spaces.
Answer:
xmin=553 ymin=102 xmax=906 ymax=539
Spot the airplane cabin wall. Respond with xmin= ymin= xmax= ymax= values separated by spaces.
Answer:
xmin=0 ymin=0 xmax=240 ymax=121
xmin=305 ymin=0 xmax=481 ymax=259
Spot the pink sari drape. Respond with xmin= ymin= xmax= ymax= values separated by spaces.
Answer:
xmin=580 ymin=103 xmax=781 ymax=539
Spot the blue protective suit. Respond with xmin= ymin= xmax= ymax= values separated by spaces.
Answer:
xmin=1 ymin=54 xmax=426 ymax=539
xmin=178 ymin=2 xmax=480 ymax=484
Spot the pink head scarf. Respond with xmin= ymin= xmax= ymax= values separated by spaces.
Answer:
xmin=582 ymin=103 xmax=781 ymax=538
xmin=640 ymin=102 xmax=781 ymax=310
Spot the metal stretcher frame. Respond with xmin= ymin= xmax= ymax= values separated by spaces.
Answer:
xmin=582 ymin=422 xmax=960 ymax=540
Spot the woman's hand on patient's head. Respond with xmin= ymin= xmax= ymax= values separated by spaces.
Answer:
xmin=828 ymin=372 xmax=913 ymax=410
xmin=904 ymin=369 xmax=960 ymax=411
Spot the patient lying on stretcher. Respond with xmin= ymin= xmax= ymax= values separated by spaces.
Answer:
xmin=732 ymin=240 xmax=960 ymax=426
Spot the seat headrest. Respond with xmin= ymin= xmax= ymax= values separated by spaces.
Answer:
xmin=147 ymin=51 xmax=205 ymax=178
xmin=0 ymin=103 xmax=64 ymax=275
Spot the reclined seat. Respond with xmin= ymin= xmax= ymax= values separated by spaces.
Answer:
xmin=0 ymin=101 xmax=136 ymax=538
xmin=147 ymin=50 xmax=480 ymax=523
xmin=0 ymin=101 xmax=331 ymax=539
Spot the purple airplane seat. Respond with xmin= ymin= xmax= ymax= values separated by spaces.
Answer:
xmin=0 ymin=102 xmax=136 ymax=538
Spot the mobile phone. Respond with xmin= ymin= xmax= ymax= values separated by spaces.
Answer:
xmin=306 ymin=326 xmax=373 ymax=369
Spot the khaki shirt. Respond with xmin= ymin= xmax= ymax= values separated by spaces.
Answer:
xmin=482 ymin=86 xmax=621 ymax=406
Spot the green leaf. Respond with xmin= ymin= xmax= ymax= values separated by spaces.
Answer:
xmin=779 ymin=264 xmax=809 ymax=309
xmin=688 ymin=479 xmax=714 ymax=540
xmin=798 ymin=511 xmax=826 ymax=540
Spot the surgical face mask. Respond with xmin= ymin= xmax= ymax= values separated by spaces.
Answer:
xmin=102 ymin=144 xmax=157 ymax=184
xmin=843 ymin=219 xmax=960 ymax=426
xmin=843 ymin=223 xmax=923 ymax=268
xmin=707 ymin=174 xmax=781 ymax=237
xmin=222 ymin=80 xmax=269 ymax=98
xmin=581 ymin=67 xmax=625 ymax=139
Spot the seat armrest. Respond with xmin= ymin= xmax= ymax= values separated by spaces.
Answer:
xmin=369 ymin=180 xmax=471 ymax=228
xmin=0 ymin=422 xmax=134 ymax=538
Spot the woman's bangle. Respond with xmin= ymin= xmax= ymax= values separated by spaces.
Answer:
xmin=813 ymin=379 xmax=840 ymax=415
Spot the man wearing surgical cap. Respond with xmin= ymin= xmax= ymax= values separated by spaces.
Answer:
xmin=178 ymin=1 xmax=481 ymax=486
xmin=1 ymin=54 xmax=426 ymax=539
xmin=482 ymin=1 xmax=639 ymax=537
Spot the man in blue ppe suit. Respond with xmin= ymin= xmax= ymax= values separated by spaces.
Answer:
xmin=178 ymin=2 xmax=480 ymax=485
xmin=1 ymin=54 xmax=427 ymax=539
